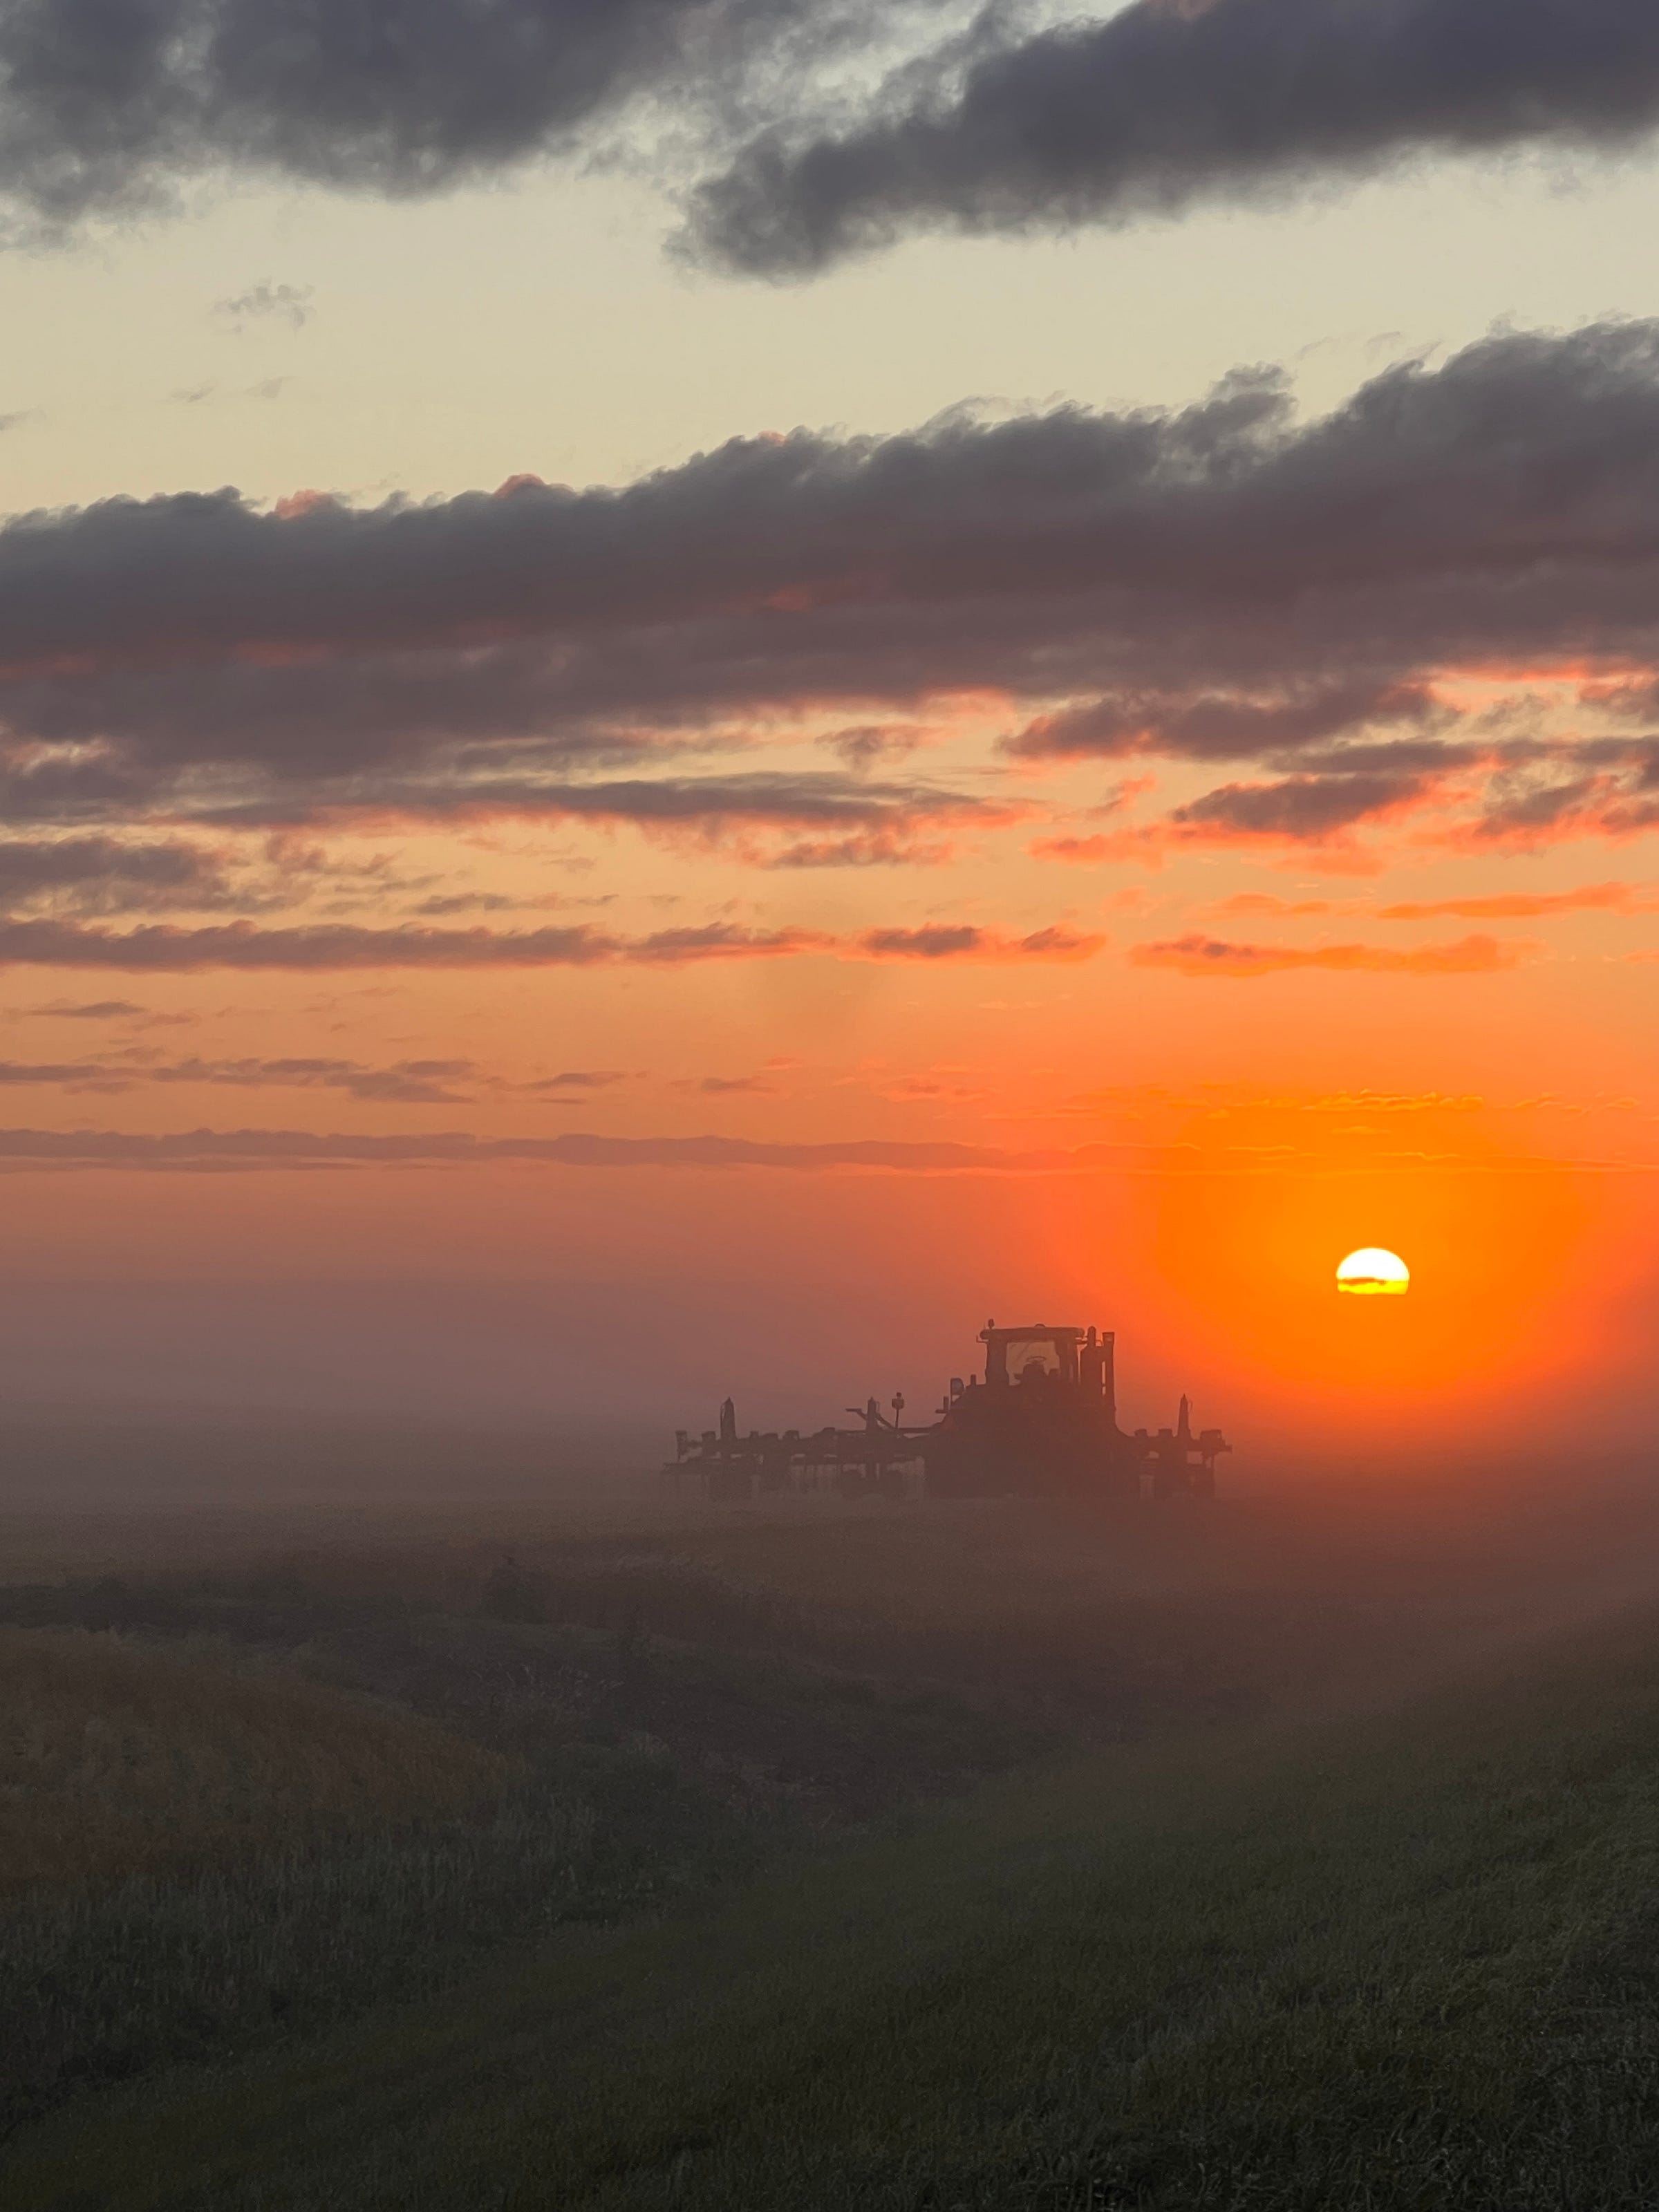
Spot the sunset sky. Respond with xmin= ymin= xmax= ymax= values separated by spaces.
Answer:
xmin=4 ymin=0 xmax=1659 ymax=1450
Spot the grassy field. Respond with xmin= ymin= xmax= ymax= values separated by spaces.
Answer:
xmin=0 ymin=1629 xmax=511 ymax=1892
xmin=5 ymin=1480 xmax=1659 ymax=2206
xmin=6 ymin=1608 xmax=1659 ymax=2209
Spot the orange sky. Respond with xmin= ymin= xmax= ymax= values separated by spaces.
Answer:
xmin=6 ymin=18 xmax=1659 ymax=1456
xmin=1 ymin=856 xmax=1656 ymax=1452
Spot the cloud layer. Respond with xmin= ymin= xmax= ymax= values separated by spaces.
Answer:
xmin=0 ymin=915 xmax=1102 ymax=970
xmin=1130 ymin=931 xmax=1530 ymax=979
xmin=10 ymin=0 xmax=1659 ymax=274
xmin=686 ymin=0 xmax=1659 ymax=276
xmin=0 ymin=1126 xmax=1082 ymax=1173
xmin=0 ymin=0 xmax=873 ymax=243
xmin=9 ymin=319 xmax=1659 ymax=868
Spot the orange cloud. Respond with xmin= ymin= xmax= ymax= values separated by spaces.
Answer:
xmin=1377 ymin=882 xmax=1659 ymax=920
xmin=1027 ymin=834 xmax=1124 ymax=865
xmin=1029 ymin=822 xmax=1391 ymax=877
xmin=1211 ymin=893 xmax=1344 ymax=918
xmin=1130 ymin=932 xmax=1533 ymax=979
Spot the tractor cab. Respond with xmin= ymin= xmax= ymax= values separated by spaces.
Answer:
xmin=976 ymin=1321 xmax=1118 ymax=1408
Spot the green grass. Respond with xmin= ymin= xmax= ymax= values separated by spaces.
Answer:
xmin=0 ymin=1628 xmax=512 ymax=1893
xmin=0 ymin=1567 xmax=1045 ymax=2151
xmin=9 ymin=1610 xmax=1659 ymax=2209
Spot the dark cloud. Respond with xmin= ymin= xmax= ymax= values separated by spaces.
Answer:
xmin=684 ymin=0 xmax=1659 ymax=277
xmin=0 ymin=834 xmax=232 ymax=912
xmin=148 ymin=1055 xmax=476 ymax=1103
xmin=1 ymin=321 xmax=1652 ymax=677
xmin=1130 ymin=932 xmax=1530 ymax=979
xmin=1168 ymin=770 xmax=1432 ymax=841
xmin=856 ymin=923 xmax=1102 ymax=961
xmin=0 ymin=1052 xmax=475 ymax=1101
xmin=409 ymin=893 xmax=521 ymax=917
xmin=8 ymin=323 xmax=1659 ymax=854
xmin=1 ymin=325 xmax=1625 ymax=675
xmin=0 ymin=0 xmax=870 ymax=245
xmin=0 ymin=1058 xmax=122 ymax=1085
xmin=0 ymin=1117 xmax=1544 ymax=1172
xmin=25 ymin=997 xmax=149 ymax=1019
xmin=0 ymin=915 xmax=1101 ymax=970
xmin=815 ymin=722 xmax=923 ymax=770
xmin=0 ymin=1126 xmax=1110 ymax=1174
xmin=1006 ymin=682 xmax=1443 ymax=764
xmin=7 ymin=0 xmax=1658 ymax=288
xmin=0 ymin=917 xmax=807 ymax=971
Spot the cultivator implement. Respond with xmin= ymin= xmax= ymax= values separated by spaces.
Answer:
xmin=666 ymin=1320 xmax=1228 ymax=1501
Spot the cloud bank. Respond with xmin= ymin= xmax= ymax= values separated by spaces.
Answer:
xmin=686 ymin=0 xmax=1659 ymax=276
xmin=0 ymin=0 xmax=880 ymax=243
xmin=0 ymin=915 xmax=1102 ymax=971
xmin=8 ymin=320 xmax=1659 ymax=861
xmin=0 ymin=1126 xmax=1085 ymax=1173
xmin=8 ymin=0 xmax=1659 ymax=274
xmin=1130 ymin=931 xmax=1530 ymax=979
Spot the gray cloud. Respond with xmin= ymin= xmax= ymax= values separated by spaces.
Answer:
xmin=0 ymin=0 xmax=895 ymax=246
xmin=0 ymin=1058 xmax=120 ymax=1085
xmin=1006 ymin=681 xmax=1445 ymax=764
xmin=8 ymin=323 xmax=1659 ymax=852
xmin=0 ymin=1051 xmax=474 ymax=1100
xmin=0 ymin=834 xmax=232 ymax=911
xmin=149 ymin=1054 xmax=476 ymax=1103
xmin=685 ymin=1072 xmax=777 ymax=1094
xmin=1130 ymin=931 xmax=1529 ymax=978
xmin=9 ymin=0 xmax=1656 ymax=278
xmin=214 ymin=281 xmax=312 ymax=331
xmin=0 ymin=1116 xmax=1544 ymax=1172
xmin=6 ymin=322 xmax=1658 ymax=686
xmin=0 ymin=1126 xmax=1107 ymax=1173
xmin=0 ymin=915 xmax=1101 ymax=970
xmin=685 ymin=0 xmax=1659 ymax=278
xmin=1168 ymin=771 xmax=1432 ymax=841
xmin=857 ymin=922 xmax=1099 ymax=960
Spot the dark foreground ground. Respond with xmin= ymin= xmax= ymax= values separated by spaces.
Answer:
xmin=5 ymin=1450 xmax=1659 ymax=2209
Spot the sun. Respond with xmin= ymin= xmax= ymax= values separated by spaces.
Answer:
xmin=1336 ymin=1247 xmax=1410 ymax=1297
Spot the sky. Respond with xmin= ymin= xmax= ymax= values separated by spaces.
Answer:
xmin=5 ymin=0 xmax=1659 ymax=1452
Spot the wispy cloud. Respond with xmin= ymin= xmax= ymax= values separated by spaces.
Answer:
xmin=526 ymin=1069 xmax=632 ymax=1092
xmin=0 ymin=917 xmax=1105 ymax=972
xmin=1376 ymin=883 xmax=1659 ymax=921
xmin=22 ymin=998 xmax=151 ymax=1021
xmin=0 ymin=1053 xmax=477 ymax=1103
xmin=213 ymin=282 xmax=314 ymax=332
xmin=0 ymin=1122 xmax=1619 ymax=1177
xmin=0 ymin=1128 xmax=1089 ymax=1175
xmin=677 ymin=1074 xmax=780 ymax=1095
xmin=1130 ymin=932 xmax=1533 ymax=980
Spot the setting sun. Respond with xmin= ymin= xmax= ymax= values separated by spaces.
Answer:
xmin=1337 ymin=1248 xmax=1412 ymax=1297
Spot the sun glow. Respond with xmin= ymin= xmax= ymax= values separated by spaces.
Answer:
xmin=1337 ymin=1248 xmax=1411 ymax=1296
